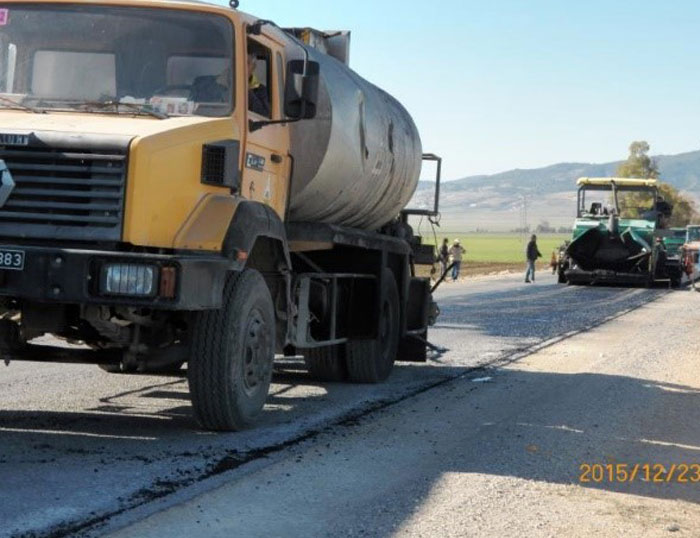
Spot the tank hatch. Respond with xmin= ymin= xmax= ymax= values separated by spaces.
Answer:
xmin=283 ymin=27 xmax=351 ymax=65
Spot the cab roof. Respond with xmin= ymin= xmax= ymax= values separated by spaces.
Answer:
xmin=577 ymin=177 xmax=659 ymax=188
xmin=2 ymin=0 xmax=238 ymax=15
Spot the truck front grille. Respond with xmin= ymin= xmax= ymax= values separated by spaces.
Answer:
xmin=0 ymin=142 xmax=129 ymax=242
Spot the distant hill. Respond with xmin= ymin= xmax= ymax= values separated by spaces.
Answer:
xmin=409 ymin=150 xmax=700 ymax=232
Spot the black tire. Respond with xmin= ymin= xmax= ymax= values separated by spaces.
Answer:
xmin=160 ymin=361 xmax=185 ymax=374
xmin=557 ymin=257 xmax=569 ymax=284
xmin=98 ymin=361 xmax=184 ymax=375
xmin=557 ymin=268 xmax=567 ymax=284
xmin=670 ymin=265 xmax=683 ymax=289
xmin=346 ymin=269 xmax=400 ymax=383
xmin=188 ymin=270 xmax=275 ymax=431
xmin=304 ymin=345 xmax=347 ymax=381
xmin=649 ymin=249 xmax=665 ymax=287
xmin=98 ymin=363 xmax=127 ymax=374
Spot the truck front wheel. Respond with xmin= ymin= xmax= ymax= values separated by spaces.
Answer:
xmin=97 ymin=361 xmax=185 ymax=375
xmin=188 ymin=270 xmax=275 ymax=431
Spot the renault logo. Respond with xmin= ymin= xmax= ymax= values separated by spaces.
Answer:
xmin=0 ymin=134 xmax=29 ymax=146
xmin=0 ymin=160 xmax=15 ymax=208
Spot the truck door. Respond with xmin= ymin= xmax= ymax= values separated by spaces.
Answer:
xmin=242 ymin=36 xmax=290 ymax=220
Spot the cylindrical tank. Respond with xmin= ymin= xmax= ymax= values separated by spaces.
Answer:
xmin=282 ymin=37 xmax=422 ymax=231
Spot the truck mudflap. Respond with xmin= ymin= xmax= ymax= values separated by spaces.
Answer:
xmin=0 ymin=244 xmax=231 ymax=310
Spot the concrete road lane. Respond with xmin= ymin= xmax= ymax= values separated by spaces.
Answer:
xmin=0 ymin=274 xmax=669 ymax=536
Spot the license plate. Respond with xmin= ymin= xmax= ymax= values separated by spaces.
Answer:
xmin=0 ymin=249 xmax=24 ymax=270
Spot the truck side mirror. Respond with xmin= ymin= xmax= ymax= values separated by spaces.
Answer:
xmin=285 ymin=60 xmax=319 ymax=120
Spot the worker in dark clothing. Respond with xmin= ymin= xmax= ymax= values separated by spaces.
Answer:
xmin=525 ymin=234 xmax=542 ymax=283
xmin=438 ymin=238 xmax=450 ymax=276
xmin=248 ymin=54 xmax=271 ymax=117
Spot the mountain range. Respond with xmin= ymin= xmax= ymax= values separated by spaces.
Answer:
xmin=409 ymin=149 xmax=700 ymax=231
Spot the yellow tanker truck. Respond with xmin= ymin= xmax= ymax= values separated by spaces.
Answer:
xmin=0 ymin=0 xmax=441 ymax=430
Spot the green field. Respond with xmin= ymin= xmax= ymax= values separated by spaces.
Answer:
xmin=428 ymin=233 xmax=569 ymax=264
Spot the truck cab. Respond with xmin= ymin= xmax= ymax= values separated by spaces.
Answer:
xmin=0 ymin=1 xmax=438 ymax=431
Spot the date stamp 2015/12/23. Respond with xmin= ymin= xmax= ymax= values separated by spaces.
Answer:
xmin=579 ymin=463 xmax=700 ymax=483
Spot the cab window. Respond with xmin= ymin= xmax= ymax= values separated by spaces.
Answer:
xmin=276 ymin=52 xmax=285 ymax=117
xmin=247 ymin=39 xmax=271 ymax=118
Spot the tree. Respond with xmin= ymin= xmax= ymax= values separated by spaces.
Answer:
xmin=535 ymin=220 xmax=554 ymax=233
xmin=616 ymin=141 xmax=659 ymax=179
xmin=616 ymin=141 xmax=698 ymax=227
xmin=657 ymin=182 xmax=699 ymax=227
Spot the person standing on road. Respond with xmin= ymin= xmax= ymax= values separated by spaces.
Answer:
xmin=550 ymin=250 xmax=558 ymax=275
xmin=525 ymin=234 xmax=542 ymax=283
xmin=439 ymin=238 xmax=450 ymax=277
xmin=449 ymin=239 xmax=465 ymax=281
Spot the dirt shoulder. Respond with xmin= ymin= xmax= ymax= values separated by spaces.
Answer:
xmin=442 ymin=261 xmax=553 ymax=280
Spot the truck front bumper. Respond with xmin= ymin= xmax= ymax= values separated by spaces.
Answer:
xmin=0 ymin=245 xmax=231 ymax=310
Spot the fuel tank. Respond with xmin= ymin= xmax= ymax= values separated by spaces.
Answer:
xmin=281 ymin=33 xmax=422 ymax=231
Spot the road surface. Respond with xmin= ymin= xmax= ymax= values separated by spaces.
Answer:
xmin=1 ymin=273 xmax=690 ymax=537
xmin=111 ymin=283 xmax=700 ymax=537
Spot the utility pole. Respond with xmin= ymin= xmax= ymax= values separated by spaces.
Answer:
xmin=519 ymin=195 xmax=529 ymax=244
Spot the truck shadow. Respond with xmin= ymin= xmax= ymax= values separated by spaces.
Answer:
xmin=0 ymin=360 xmax=454 ymax=442
xmin=0 ymin=366 xmax=697 ymax=535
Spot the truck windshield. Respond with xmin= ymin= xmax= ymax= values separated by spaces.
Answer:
xmin=0 ymin=4 xmax=234 ymax=117
xmin=580 ymin=188 xmax=658 ymax=220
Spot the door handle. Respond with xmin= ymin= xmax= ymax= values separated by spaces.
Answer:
xmin=270 ymin=154 xmax=283 ymax=164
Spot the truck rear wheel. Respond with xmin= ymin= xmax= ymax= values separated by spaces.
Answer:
xmin=188 ymin=270 xmax=275 ymax=431
xmin=303 ymin=345 xmax=347 ymax=381
xmin=346 ymin=269 xmax=399 ymax=383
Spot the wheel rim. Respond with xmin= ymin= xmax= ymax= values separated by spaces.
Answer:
xmin=242 ymin=307 xmax=271 ymax=397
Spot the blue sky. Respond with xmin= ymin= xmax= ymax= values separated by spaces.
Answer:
xmin=224 ymin=0 xmax=699 ymax=180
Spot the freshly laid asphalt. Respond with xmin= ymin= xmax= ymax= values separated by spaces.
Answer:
xmin=0 ymin=272 xmax=669 ymax=537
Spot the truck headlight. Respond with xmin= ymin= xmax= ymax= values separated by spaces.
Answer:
xmin=101 ymin=263 xmax=157 ymax=297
